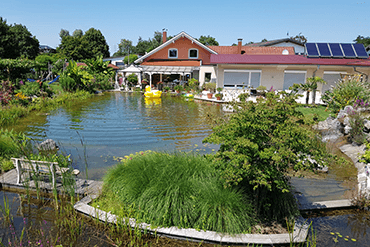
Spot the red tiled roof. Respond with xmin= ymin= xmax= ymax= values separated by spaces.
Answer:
xmin=210 ymin=54 xmax=370 ymax=66
xmin=108 ymin=64 xmax=119 ymax=69
xmin=208 ymin=46 xmax=295 ymax=55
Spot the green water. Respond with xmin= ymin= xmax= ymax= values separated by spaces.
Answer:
xmin=7 ymin=92 xmax=223 ymax=179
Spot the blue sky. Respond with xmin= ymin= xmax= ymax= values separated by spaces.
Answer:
xmin=1 ymin=0 xmax=368 ymax=56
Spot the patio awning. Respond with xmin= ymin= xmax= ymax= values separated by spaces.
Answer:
xmin=141 ymin=66 xmax=198 ymax=75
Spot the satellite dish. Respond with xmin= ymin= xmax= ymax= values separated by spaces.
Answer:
xmin=282 ymin=49 xmax=289 ymax=55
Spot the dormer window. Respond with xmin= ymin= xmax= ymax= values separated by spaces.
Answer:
xmin=189 ymin=48 xmax=198 ymax=59
xmin=168 ymin=49 xmax=178 ymax=58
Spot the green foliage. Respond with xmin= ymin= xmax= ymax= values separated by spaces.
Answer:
xmin=203 ymin=92 xmax=331 ymax=219
xmin=0 ymin=157 xmax=14 ymax=172
xmin=238 ymin=92 xmax=249 ymax=102
xmin=0 ymin=80 xmax=14 ymax=105
xmin=0 ymin=129 xmax=30 ymax=158
xmin=103 ymin=151 xmax=256 ymax=233
xmin=298 ymin=76 xmax=326 ymax=105
xmin=205 ymin=82 xmax=216 ymax=92
xmin=123 ymin=54 xmax=138 ymax=65
xmin=174 ymin=85 xmax=183 ymax=92
xmin=126 ymin=74 xmax=138 ymax=86
xmin=348 ymin=109 xmax=366 ymax=145
xmin=59 ymin=76 xmax=76 ymax=92
xmin=322 ymin=74 xmax=370 ymax=113
xmin=354 ymin=35 xmax=370 ymax=47
xmin=0 ymin=58 xmax=35 ymax=82
xmin=113 ymin=39 xmax=134 ymax=57
xmin=290 ymin=32 xmax=308 ymax=44
xmin=62 ymin=60 xmax=94 ymax=92
xmin=0 ymin=17 xmax=39 ymax=59
xmin=295 ymin=105 xmax=331 ymax=122
xmin=198 ymin=35 xmax=219 ymax=46
xmin=35 ymin=54 xmax=56 ymax=79
xmin=360 ymin=142 xmax=370 ymax=163
xmin=16 ymin=81 xmax=40 ymax=96
xmin=188 ymin=78 xmax=199 ymax=90
xmin=256 ymin=85 xmax=266 ymax=91
xmin=57 ymin=28 xmax=109 ymax=60
xmin=26 ymin=153 xmax=71 ymax=168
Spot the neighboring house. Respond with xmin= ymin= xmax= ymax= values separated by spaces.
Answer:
xmin=244 ymin=38 xmax=305 ymax=54
xmin=39 ymin=45 xmax=56 ymax=54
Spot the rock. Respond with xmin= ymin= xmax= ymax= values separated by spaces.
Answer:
xmin=344 ymin=125 xmax=352 ymax=135
xmin=364 ymin=119 xmax=370 ymax=133
xmin=343 ymin=117 xmax=351 ymax=127
xmin=37 ymin=139 xmax=58 ymax=151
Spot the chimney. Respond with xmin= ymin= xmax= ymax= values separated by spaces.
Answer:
xmin=238 ymin=38 xmax=242 ymax=54
xmin=163 ymin=29 xmax=167 ymax=44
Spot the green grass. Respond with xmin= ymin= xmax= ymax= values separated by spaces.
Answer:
xmin=98 ymin=151 xmax=256 ymax=234
xmin=0 ymin=90 xmax=93 ymax=127
xmin=296 ymin=104 xmax=332 ymax=122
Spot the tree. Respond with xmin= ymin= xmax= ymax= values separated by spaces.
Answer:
xmin=261 ymin=38 xmax=268 ymax=42
xmin=57 ymin=28 xmax=109 ymax=60
xmin=290 ymin=32 xmax=307 ymax=44
xmin=198 ymin=35 xmax=219 ymax=46
xmin=72 ymin=29 xmax=83 ymax=38
xmin=0 ymin=18 xmax=39 ymax=59
xmin=113 ymin=39 xmax=134 ymax=57
xmin=59 ymin=29 xmax=70 ymax=39
xmin=35 ymin=54 xmax=55 ymax=79
xmin=83 ymin=28 xmax=110 ymax=58
xmin=354 ymin=35 xmax=370 ymax=47
xmin=134 ymin=36 xmax=152 ymax=55
xmin=124 ymin=54 xmax=138 ymax=65
xmin=307 ymin=76 xmax=326 ymax=105
xmin=203 ymin=92 xmax=332 ymax=219
xmin=57 ymin=35 xmax=89 ymax=61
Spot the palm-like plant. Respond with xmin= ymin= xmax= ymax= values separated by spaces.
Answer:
xmin=307 ymin=76 xmax=326 ymax=105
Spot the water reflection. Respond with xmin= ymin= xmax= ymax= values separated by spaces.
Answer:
xmin=5 ymin=92 xmax=221 ymax=176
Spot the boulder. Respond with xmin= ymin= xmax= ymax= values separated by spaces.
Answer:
xmin=37 ymin=139 xmax=58 ymax=151
xmin=364 ymin=119 xmax=370 ymax=133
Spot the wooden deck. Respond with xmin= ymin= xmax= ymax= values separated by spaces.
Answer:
xmin=0 ymin=169 xmax=102 ymax=198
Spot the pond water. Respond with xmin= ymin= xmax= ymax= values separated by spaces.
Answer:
xmin=2 ymin=91 xmax=367 ymax=246
xmin=8 ymin=92 xmax=222 ymax=180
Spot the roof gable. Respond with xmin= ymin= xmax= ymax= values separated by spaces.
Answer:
xmin=134 ymin=31 xmax=218 ymax=63
xmin=245 ymin=38 xmax=305 ymax=47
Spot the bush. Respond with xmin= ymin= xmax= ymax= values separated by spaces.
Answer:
xmin=17 ymin=81 xmax=40 ymax=97
xmin=322 ymin=74 xmax=370 ymax=112
xmin=59 ymin=75 xmax=77 ymax=92
xmin=205 ymin=82 xmax=216 ymax=92
xmin=103 ymin=151 xmax=256 ymax=234
xmin=203 ymin=91 xmax=332 ymax=219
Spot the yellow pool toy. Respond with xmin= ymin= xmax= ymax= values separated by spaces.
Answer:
xmin=144 ymin=85 xmax=162 ymax=98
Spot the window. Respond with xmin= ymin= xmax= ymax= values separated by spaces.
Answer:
xmin=168 ymin=49 xmax=178 ymax=58
xmin=189 ymin=48 xmax=198 ymax=59
xmin=224 ymin=70 xmax=261 ymax=88
xmin=322 ymin=72 xmax=346 ymax=93
xmin=283 ymin=71 xmax=306 ymax=90
xmin=205 ymin=72 xmax=211 ymax=82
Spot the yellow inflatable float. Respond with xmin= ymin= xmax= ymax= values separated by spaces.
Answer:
xmin=144 ymin=85 xmax=162 ymax=98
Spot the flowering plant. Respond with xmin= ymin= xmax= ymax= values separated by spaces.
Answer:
xmin=157 ymin=81 xmax=163 ymax=84
xmin=141 ymin=79 xmax=148 ymax=84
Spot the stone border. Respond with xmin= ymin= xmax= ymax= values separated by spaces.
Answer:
xmin=74 ymin=196 xmax=309 ymax=245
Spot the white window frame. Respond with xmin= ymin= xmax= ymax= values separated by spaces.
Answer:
xmin=188 ymin=48 xmax=198 ymax=59
xmin=168 ymin=48 xmax=178 ymax=59
xmin=224 ymin=69 xmax=262 ymax=89
xmin=283 ymin=70 xmax=307 ymax=91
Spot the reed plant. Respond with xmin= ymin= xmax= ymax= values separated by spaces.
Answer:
xmin=102 ymin=151 xmax=256 ymax=234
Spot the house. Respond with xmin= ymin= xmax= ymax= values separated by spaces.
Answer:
xmin=134 ymin=31 xmax=218 ymax=87
xmin=132 ymin=31 xmax=370 ymax=103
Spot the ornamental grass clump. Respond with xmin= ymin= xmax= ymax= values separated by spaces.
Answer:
xmin=103 ymin=151 xmax=256 ymax=234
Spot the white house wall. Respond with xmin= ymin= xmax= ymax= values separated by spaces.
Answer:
xmin=215 ymin=64 xmax=370 ymax=104
xmin=199 ymin=66 xmax=217 ymax=86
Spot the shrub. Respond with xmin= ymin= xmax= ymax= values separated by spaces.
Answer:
xmin=103 ymin=151 xmax=256 ymax=234
xmin=16 ymin=81 xmax=40 ymax=97
xmin=205 ymin=82 xmax=216 ymax=92
xmin=347 ymin=108 xmax=366 ymax=144
xmin=322 ymin=74 xmax=370 ymax=112
xmin=127 ymin=74 xmax=138 ymax=86
xmin=59 ymin=75 xmax=77 ymax=92
xmin=203 ymin=91 xmax=332 ymax=219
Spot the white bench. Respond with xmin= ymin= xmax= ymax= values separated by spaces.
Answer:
xmin=11 ymin=158 xmax=80 ymax=189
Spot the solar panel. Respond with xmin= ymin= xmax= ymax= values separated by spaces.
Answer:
xmin=305 ymin=43 xmax=320 ymax=57
xmin=317 ymin=43 xmax=332 ymax=57
xmin=329 ymin=43 xmax=344 ymax=57
xmin=353 ymin=43 xmax=369 ymax=58
xmin=341 ymin=44 xmax=356 ymax=58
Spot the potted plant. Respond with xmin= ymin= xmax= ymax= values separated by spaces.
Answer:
xmin=215 ymin=93 xmax=223 ymax=100
xmin=174 ymin=85 xmax=183 ymax=93
xmin=205 ymin=82 xmax=216 ymax=98
xmin=256 ymin=85 xmax=267 ymax=96
xmin=157 ymin=81 xmax=163 ymax=91
xmin=164 ymin=86 xmax=170 ymax=93
xmin=141 ymin=79 xmax=148 ymax=90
